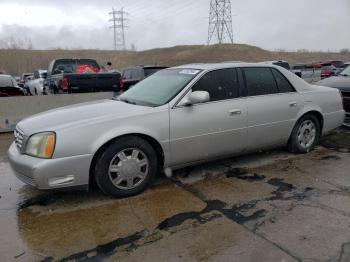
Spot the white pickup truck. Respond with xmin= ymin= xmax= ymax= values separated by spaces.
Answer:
xmin=26 ymin=70 xmax=47 ymax=95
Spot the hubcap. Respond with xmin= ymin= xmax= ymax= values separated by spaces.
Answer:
xmin=108 ymin=148 xmax=149 ymax=190
xmin=297 ymin=120 xmax=316 ymax=149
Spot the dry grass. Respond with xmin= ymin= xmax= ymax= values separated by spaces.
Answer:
xmin=1 ymin=44 xmax=350 ymax=75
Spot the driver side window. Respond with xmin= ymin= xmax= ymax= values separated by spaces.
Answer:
xmin=192 ymin=68 xmax=239 ymax=102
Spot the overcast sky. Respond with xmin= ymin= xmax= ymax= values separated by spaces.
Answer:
xmin=0 ymin=0 xmax=349 ymax=51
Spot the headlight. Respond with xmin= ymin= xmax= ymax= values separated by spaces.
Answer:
xmin=25 ymin=132 xmax=56 ymax=159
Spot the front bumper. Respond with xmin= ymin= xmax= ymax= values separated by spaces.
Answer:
xmin=7 ymin=142 xmax=93 ymax=190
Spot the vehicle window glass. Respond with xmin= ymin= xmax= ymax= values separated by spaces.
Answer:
xmin=34 ymin=71 xmax=39 ymax=79
xmin=0 ymin=76 xmax=13 ymax=87
xmin=274 ymin=62 xmax=290 ymax=70
xmin=40 ymin=72 xmax=48 ymax=79
xmin=244 ymin=67 xmax=279 ymax=96
xmin=340 ymin=66 xmax=350 ymax=76
xmin=53 ymin=60 xmax=100 ymax=74
xmin=131 ymin=69 xmax=140 ymax=79
xmin=119 ymin=69 xmax=200 ymax=106
xmin=293 ymin=65 xmax=305 ymax=70
xmin=144 ymin=68 xmax=164 ymax=77
xmin=322 ymin=65 xmax=336 ymax=70
xmin=271 ymin=69 xmax=295 ymax=93
xmin=192 ymin=69 xmax=239 ymax=102
xmin=122 ymin=70 xmax=132 ymax=79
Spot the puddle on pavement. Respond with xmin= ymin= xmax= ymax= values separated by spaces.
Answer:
xmin=0 ymin=128 xmax=349 ymax=261
xmin=15 ymin=183 xmax=205 ymax=260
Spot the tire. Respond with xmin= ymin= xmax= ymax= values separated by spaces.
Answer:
xmin=94 ymin=136 xmax=158 ymax=197
xmin=288 ymin=114 xmax=320 ymax=154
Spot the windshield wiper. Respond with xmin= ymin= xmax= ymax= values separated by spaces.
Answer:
xmin=114 ymin=97 xmax=137 ymax=105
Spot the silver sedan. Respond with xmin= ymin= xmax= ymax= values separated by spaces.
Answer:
xmin=8 ymin=63 xmax=345 ymax=197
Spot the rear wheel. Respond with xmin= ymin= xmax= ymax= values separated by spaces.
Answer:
xmin=94 ymin=136 xmax=158 ymax=197
xmin=288 ymin=114 xmax=320 ymax=154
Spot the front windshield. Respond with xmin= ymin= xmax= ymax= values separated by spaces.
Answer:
xmin=118 ymin=68 xmax=201 ymax=107
xmin=340 ymin=66 xmax=350 ymax=76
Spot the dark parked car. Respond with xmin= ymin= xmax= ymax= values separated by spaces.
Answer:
xmin=46 ymin=59 xmax=121 ymax=94
xmin=317 ymin=66 xmax=350 ymax=125
xmin=120 ymin=65 xmax=168 ymax=90
xmin=0 ymin=75 xmax=24 ymax=97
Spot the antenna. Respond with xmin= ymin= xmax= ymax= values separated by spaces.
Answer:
xmin=207 ymin=0 xmax=234 ymax=45
xmin=109 ymin=7 xmax=129 ymax=50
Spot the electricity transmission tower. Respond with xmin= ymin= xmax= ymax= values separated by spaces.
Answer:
xmin=109 ymin=7 xmax=128 ymax=50
xmin=207 ymin=0 xmax=234 ymax=45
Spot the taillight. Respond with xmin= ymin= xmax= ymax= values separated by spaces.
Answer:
xmin=61 ymin=78 xmax=69 ymax=90
xmin=119 ymin=78 xmax=124 ymax=90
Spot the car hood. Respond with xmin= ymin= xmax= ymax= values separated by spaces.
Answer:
xmin=17 ymin=99 xmax=152 ymax=135
xmin=316 ymin=76 xmax=350 ymax=91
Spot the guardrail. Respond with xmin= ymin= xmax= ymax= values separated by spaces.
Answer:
xmin=0 ymin=93 xmax=113 ymax=133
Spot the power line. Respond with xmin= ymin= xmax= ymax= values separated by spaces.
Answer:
xmin=109 ymin=7 xmax=129 ymax=50
xmin=207 ymin=0 xmax=234 ymax=45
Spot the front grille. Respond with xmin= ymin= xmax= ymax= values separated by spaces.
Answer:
xmin=14 ymin=127 xmax=25 ymax=151
xmin=341 ymin=92 xmax=350 ymax=113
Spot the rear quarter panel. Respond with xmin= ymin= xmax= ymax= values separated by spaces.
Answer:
xmin=301 ymin=86 xmax=344 ymax=134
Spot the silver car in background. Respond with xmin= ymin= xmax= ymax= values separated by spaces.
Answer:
xmin=8 ymin=63 xmax=345 ymax=197
xmin=26 ymin=70 xmax=48 ymax=95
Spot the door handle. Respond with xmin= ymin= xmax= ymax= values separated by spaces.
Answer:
xmin=289 ymin=101 xmax=297 ymax=107
xmin=229 ymin=109 xmax=242 ymax=115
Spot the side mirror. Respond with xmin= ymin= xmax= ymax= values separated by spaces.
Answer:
xmin=178 ymin=91 xmax=210 ymax=106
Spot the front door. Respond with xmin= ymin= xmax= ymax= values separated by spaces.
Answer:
xmin=169 ymin=68 xmax=247 ymax=167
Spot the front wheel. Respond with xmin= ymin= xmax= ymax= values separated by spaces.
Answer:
xmin=94 ymin=136 xmax=158 ymax=198
xmin=288 ymin=114 xmax=320 ymax=154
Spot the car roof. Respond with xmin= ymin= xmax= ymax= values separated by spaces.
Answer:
xmin=0 ymin=74 xmax=12 ymax=78
xmin=261 ymin=60 xmax=289 ymax=64
xmin=173 ymin=62 xmax=284 ymax=71
xmin=122 ymin=65 xmax=168 ymax=70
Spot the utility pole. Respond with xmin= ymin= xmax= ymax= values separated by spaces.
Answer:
xmin=109 ymin=7 xmax=128 ymax=50
xmin=207 ymin=0 xmax=234 ymax=45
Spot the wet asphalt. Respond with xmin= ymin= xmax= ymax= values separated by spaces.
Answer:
xmin=1 ymin=128 xmax=350 ymax=261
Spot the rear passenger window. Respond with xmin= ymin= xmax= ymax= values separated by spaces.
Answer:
xmin=131 ymin=69 xmax=141 ymax=79
xmin=244 ymin=68 xmax=278 ymax=96
xmin=123 ymin=70 xmax=132 ymax=80
xmin=272 ymin=69 xmax=295 ymax=93
xmin=192 ymin=69 xmax=239 ymax=102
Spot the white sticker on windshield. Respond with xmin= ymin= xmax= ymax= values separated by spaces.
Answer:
xmin=179 ymin=69 xmax=200 ymax=75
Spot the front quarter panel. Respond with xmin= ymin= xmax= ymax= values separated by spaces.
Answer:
xmin=53 ymin=107 xmax=170 ymax=165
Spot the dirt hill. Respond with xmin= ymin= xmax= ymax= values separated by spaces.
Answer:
xmin=1 ymin=44 xmax=350 ymax=75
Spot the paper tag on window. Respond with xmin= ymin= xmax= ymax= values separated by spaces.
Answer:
xmin=179 ymin=69 xmax=200 ymax=75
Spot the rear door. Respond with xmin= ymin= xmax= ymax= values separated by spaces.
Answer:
xmin=243 ymin=67 xmax=302 ymax=150
xmin=169 ymin=68 xmax=247 ymax=166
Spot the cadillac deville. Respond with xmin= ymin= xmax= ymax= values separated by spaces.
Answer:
xmin=8 ymin=63 xmax=345 ymax=197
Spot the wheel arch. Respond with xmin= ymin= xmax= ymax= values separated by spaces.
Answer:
xmin=89 ymin=133 xmax=165 ymax=187
xmin=288 ymin=109 xmax=324 ymax=146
